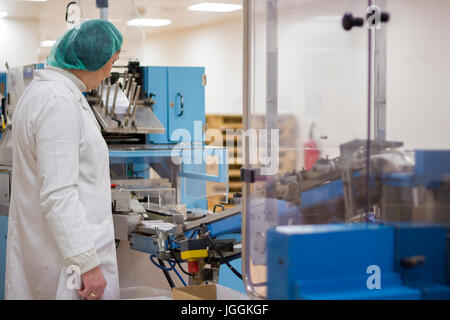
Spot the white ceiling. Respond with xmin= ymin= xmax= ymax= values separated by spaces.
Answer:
xmin=1 ymin=1 xmax=242 ymax=25
xmin=0 ymin=0 xmax=243 ymax=37
xmin=0 ymin=0 xmax=243 ymax=62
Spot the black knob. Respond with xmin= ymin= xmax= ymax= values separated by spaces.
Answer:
xmin=342 ymin=12 xmax=364 ymax=31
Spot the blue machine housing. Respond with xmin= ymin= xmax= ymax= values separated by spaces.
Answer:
xmin=267 ymin=223 xmax=450 ymax=300
xmin=298 ymin=150 xmax=450 ymax=213
xmin=142 ymin=66 xmax=205 ymax=144
xmin=109 ymin=66 xmax=215 ymax=210
xmin=384 ymin=150 xmax=450 ymax=189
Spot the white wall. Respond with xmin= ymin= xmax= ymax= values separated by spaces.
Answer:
xmin=386 ymin=0 xmax=450 ymax=150
xmin=0 ymin=18 xmax=39 ymax=71
xmin=143 ymin=17 xmax=243 ymax=115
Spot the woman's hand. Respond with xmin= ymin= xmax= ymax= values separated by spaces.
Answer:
xmin=77 ymin=266 xmax=107 ymax=300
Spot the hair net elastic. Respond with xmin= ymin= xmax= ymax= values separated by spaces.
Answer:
xmin=47 ymin=19 xmax=123 ymax=71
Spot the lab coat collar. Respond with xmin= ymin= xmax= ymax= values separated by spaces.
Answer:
xmin=34 ymin=67 xmax=90 ymax=110
xmin=46 ymin=67 xmax=87 ymax=93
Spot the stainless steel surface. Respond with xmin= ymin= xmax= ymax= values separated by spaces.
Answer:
xmin=0 ymin=166 xmax=11 ymax=217
xmin=113 ymin=213 xmax=141 ymax=241
xmin=184 ymin=205 xmax=241 ymax=231
xmin=0 ymin=203 xmax=9 ymax=217
xmin=136 ymin=222 xmax=183 ymax=237
xmin=91 ymin=102 xmax=165 ymax=134
xmin=0 ymin=172 xmax=10 ymax=205
xmin=0 ymin=127 xmax=13 ymax=166
xmin=0 ymin=146 xmax=12 ymax=166
xmin=111 ymin=178 xmax=172 ymax=188
xmin=111 ymin=189 xmax=132 ymax=212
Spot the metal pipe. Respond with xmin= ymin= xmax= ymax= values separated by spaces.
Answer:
xmin=104 ymin=83 xmax=111 ymax=115
xmin=242 ymin=0 xmax=261 ymax=300
xmin=99 ymin=80 xmax=105 ymax=104
xmin=96 ymin=0 xmax=108 ymax=20
xmin=111 ymin=83 xmax=120 ymax=115
xmin=131 ymin=85 xmax=141 ymax=119
xmin=123 ymin=71 xmax=129 ymax=90
xmin=125 ymin=75 xmax=133 ymax=97
xmin=127 ymin=82 xmax=137 ymax=116
xmin=100 ymin=8 xmax=108 ymax=20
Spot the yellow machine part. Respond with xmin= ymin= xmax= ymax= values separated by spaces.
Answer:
xmin=181 ymin=249 xmax=208 ymax=260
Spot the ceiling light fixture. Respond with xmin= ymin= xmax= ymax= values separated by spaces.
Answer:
xmin=188 ymin=2 xmax=242 ymax=13
xmin=126 ymin=18 xmax=171 ymax=27
xmin=0 ymin=12 xmax=8 ymax=18
xmin=19 ymin=0 xmax=49 ymax=2
xmin=40 ymin=40 xmax=56 ymax=47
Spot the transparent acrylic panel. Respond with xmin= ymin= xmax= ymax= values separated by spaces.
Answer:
xmin=384 ymin=1 xmax=450 ymax=150
xmin=245 ymin=0 xmax=370 ymax=298
xmin=380 ymin=0 xmax=450 ymax=224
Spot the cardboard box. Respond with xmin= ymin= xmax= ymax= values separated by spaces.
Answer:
xmin=173 ymin=283 xmax=251 ymax=300
xmin=173 ymin=283 xmax=217 ymax=300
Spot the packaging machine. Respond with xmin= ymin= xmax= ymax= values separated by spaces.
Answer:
xmin=0 ymin=62 xmax=242 ymax=299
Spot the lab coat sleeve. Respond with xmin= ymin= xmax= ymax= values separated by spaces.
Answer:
xmin=68 ymin=249 xmax=101 ymax=274
xmin=35 ymin=92 xmax=100 ymax=264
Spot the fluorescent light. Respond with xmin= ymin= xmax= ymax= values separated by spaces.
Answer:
xmin=126 ymin=18 xmax=171 ymax=27
xmin=40 ymin=40 xmax=56 ymax=47
xmin=19 ymin=0 xmax=49 ymax=2
xmin=0 ymin=12 xmax=8 ymax=18
xmin=188 ymin=2 xmax=242 ymax=13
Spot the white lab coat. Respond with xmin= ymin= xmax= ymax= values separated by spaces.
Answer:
xmin=5 ymin=68 xmax=119 ymax=299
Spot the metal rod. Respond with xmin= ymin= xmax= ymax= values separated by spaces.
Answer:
xmin=99 ymin=80 xmax=105 ymax=104
xmin=104 ymin=83 xmax=111 ymax=115
xmin=111 ymin=82 xmax=120 ymax=115
xmin=125 ymin=75 xmax=133 ymax=97
xmin=127 ymin=82 xmax=137 ymax=116
xmin=100 ymin=7 xmax=108 ymax=20
xmin=131 ymin=85 xmax=141 ymax=118
xmin=374 ymin=0 xmax=387 ymax=140
xmin=242 ymin=0 xmax=267 ymax=301
xmin=123 ymin=71 xmax=129 ymax=90
xmin=366 ymin=0 xmax=374 ymax=219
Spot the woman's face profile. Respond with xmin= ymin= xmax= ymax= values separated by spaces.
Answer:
xmin=102 ymin=50 xmax=121 ymax=78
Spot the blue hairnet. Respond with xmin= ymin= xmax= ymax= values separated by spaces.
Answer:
xmin=47 ymin=19 xmax=123 ymax=71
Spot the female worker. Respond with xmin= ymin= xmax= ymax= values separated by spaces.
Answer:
xmin=5 ymin=19 xmax=123 ymax=300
